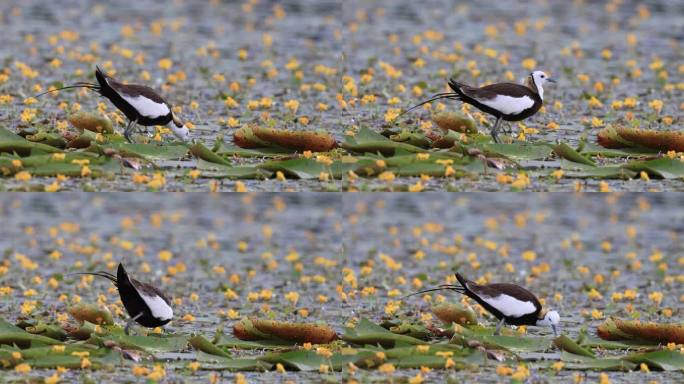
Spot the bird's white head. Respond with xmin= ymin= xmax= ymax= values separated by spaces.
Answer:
xmin=170 ymin=114 xmax=190 ymax=141
xmin=536 ymin=309 xmax=561 ymax=336
xmin=528 ymin=70 xmax=556 ymax=101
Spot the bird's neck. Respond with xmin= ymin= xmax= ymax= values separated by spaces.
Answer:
xmin=525 ymin=76 xmax=543 ymax=101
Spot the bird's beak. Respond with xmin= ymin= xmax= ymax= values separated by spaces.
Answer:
xmin=547 ymin=78 xmax=557 ymax=84
xmin=551 ymin=324 xmax=559 ymax=337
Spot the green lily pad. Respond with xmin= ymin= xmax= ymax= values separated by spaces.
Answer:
xmin=553 ymin=335 xmax=595 ymax=357
xmin=624 ymin=158 xmax=684 ymax=179
xmin=623 ymin=350 xmax=684 ymax=371
xmin=195 ymin=351 xmax=271 ymax=371
xmin=189 ymin=334 xmax=232 ymax=358
xmin=189 ymin=142 xmax=232 ymax=166
xmin=553 ymin=143 xmax=596 ymax=166
xmin=214 ymin=334 xmax=295 ymax=350
xmin=89 ymin=334 xmax=188 ymax=353
xmin=483 ymin=143 xmax=553 ymax=161
xmin=108 ymin=143 xmax=189 ymax=161
xmin=341 ymin=318 xmax=426 ymax=348
xmin=560 ymin=351 xmax=635 ymax=371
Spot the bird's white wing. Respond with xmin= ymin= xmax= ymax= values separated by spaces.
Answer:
xmin=481 ymin=294 xmax=537 ymax=318
xmin=478 ymin=95 xmax=534 ymax=115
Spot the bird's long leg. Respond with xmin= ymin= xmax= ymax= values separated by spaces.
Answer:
xmin=493 ymin=317 xmax=506 ymax=335
xmin=490 ymin=116 xmax=503 ymax=143
xmin=124 ymin=313 xmax=143 ymax=335
xmin=124 ymin=119 xmax=137 ymax=143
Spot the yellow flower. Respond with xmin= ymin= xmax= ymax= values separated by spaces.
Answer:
xmin=285 ymin=291 xmax=299 ymax=305
xmin=648 ymin=291 xmax=663 ymax=305
xmin=378 ymin=171 xmax=395 ymax=182
xmin=284 ymin=99 xmax=299 ymax=113
xmin=45 ymin=373 xmax=61 ymax=384
xmin=234 ymin=181 xmax=247 ymax=192
xmin=15 ymin=171 xmax=32 ymax=182
xmin=521 ymin=58 xmax=536 ymax=71
xmin=378 ymin=363 xmax=395 ymax=374
xmin=158 ymin=58 xmax=173 ymax=70
xmin=384 ymin=108 xmax=401 ymax=122
xmin=521 ymin=250 xmax=537 ymax=261
xmin=80 ymin=357 xmax=91 ymax=368
xmin=14 ymin=363 xmax=31 ymax=373
xmin=648 ymin=99 xmax=663 ymax=113
xmin=408 ymin=181 xmax=424 ymax=192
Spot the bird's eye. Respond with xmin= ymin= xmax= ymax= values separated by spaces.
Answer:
xmin=541 ymin=74 xmax=545 ymax=78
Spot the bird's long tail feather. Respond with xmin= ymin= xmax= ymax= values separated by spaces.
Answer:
xmin=34 ymin=82 xmax=100 ymax=98
xmin=398 ymin=92 xmax=461 ymax=118
xmin=67 ymin=271 xmax=118 ymax=285
xmin=403 ymin=284 xmax=465 ymax=299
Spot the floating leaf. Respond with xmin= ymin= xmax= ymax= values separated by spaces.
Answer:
xmin=390 ymin=130 xmax=431 ymax=148
xmin=215 ymin=333 xmax=293 ymax=350
xmin=24 ymin=323 xmax=68 ymax=341
xmin=553 ymin=143 xmax=596 ymax=166
xmin=233 ymin=125 xmax=272 ymax=148
xmin=597 ymin=318 xmax=684 ymax=344
xmin=431 ymin=303 xmax=477 ymax=326
xmin=596 ymin=126 xmax=635 ymax=149
xmin=624 ymin=158 xmax=684 ymax=179
xmin=341 ymin=318 xmax=426 ymax=348
xmin=560 ymin=351 xmax=635 ymax=371
xmin=260 ymin=349 xmax=375 ymax=371
xmin=68 ymin=111 xmax=114 ymax=134
xmin=432 ymin=111 xmax=477 ymax=133
xmin=195 ymin=351 xmax=271 ymax=371
xmin=0 ymin=318 xmax=63 ymax=347
xmin=252 ymin=126 xmax=337 ymax=152
xmin=341 ymin=127 xmax=426 ymax=156
xmin=110 ymin=143 xmax=189 ymax=161
xmin=89 ymin=334 xmax=189 ymax=353
xmin=233 ymin=318 xmax=337 ymax=344
xmin=623 ymin=350 xmax=684 ymax=371
xmin=615 ymin=127 xmax=684 ymax=152
xmin=450 ymin=327 xmax=551 ymax=352
xmin=483 ymin=143 xmax=553 ymax=161
xmin=258 ymin=157 xmax=370 ymax=179
xmin=553 ymin=334 xmax=595 ymax=357
xmin=189 ymin=334 xmax=232 ymax=358
xmin=559 ymin=161 xmax=636 ymax=179
xmin=215 ymin=142 xmax=293 ymax=158
xmin=68 ymin=303 xmax=114 ymax=326
xmin=189 ymin=142 xmax=232 ymax=166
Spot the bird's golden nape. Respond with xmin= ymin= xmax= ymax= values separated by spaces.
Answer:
xmin=172 ymin=114 xmax=184 ymax=128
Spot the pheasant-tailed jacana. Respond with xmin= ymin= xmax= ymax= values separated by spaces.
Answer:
xmin=36 ymin=66 xmax=189 ymax=143
xmin=402 ymin=71 xmax=555 ymax=143
xmin=72 ymin=263 xmax=173 ymax=335
xmin=408 ymin=272 xmax=560 ymax=336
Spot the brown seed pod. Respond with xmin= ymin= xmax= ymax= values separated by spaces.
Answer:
xmin=616 ymin=127 xmax=684 ymax=152
xmin=252 ymin=126 xmax=337 ymax=152
xmin=233 ymin=318 xmax=337 ymax=344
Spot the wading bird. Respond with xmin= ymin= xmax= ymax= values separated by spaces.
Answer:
xmin=401 ymin=71 xmax=555 ymax=143
xmin=71 ymin=263 xmax=173 ymax=335
xmin=408 ymin=273 xmax=560 ymax=336
xmin=36 ymin=66 xmax=189 ymax=143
